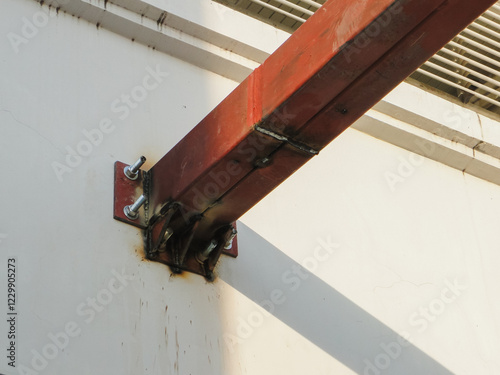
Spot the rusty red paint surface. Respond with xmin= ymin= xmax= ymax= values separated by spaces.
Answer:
xmin=116 ymin=0 xmax=497 ymax=277
xmin=259 ymin=0 xmax=445 ymax=132
xmin=282 ymin=0 xmax=497 ymax=150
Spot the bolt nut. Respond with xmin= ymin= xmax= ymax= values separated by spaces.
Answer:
xmin=124 ymin=156 xmax=146 ymax=180
xmin=124 ymin=194 xmax=147 ymax=220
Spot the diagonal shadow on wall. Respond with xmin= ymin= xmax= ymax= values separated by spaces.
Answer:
xmin=219 ymin=222 xmax=454 ymax=375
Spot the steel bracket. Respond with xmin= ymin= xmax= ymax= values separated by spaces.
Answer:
xmin=113 ymin=0 xmax=495 ymax=279
xmin=114 ymin=160 xmax=238 ymax=280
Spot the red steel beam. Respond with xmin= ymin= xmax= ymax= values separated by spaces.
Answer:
xmin=140 ymin=0 xmax=496 ymax=277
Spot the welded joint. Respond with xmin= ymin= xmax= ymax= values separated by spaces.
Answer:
xmin=148 ymin=202 xmax=181 ymax=256
xmin=255 ymin=126 xmax=319 ymax=156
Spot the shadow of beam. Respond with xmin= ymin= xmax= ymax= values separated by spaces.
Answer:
xmin=220 ymin=222 xmax=453 ymax=375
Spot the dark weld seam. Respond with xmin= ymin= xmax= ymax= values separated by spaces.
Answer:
xmin=254 ymin=126 xmax=319 ymax=156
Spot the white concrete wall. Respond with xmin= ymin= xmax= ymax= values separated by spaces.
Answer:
xmin=1 ymin=1 xmax=500 ymax=375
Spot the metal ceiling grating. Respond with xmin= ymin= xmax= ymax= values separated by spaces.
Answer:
xmin=215 ymin=0 xmax=500 ymax=117
xmin=214 ymin=0 xmax=326 ymax=32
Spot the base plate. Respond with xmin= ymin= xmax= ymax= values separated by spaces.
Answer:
xmin=113 ymin=161 xmax=147 ymax=229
